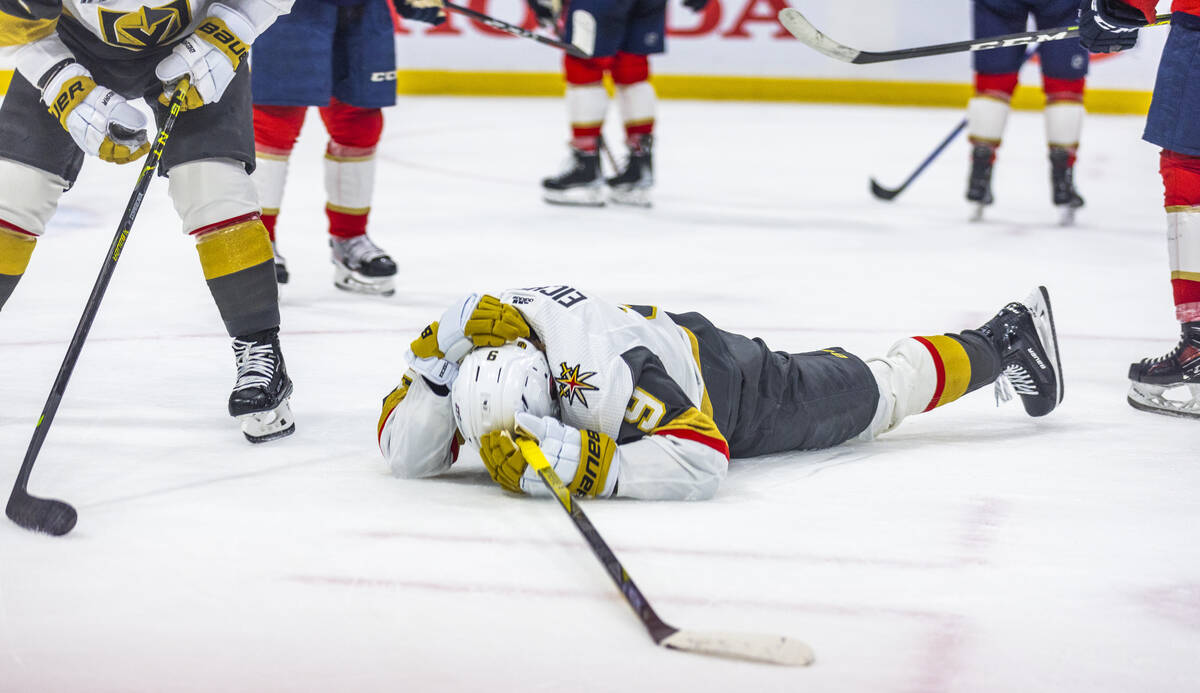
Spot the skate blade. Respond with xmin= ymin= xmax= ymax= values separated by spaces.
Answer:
xmin=333 ymin=265 xmax=396 ymax=297
xmin=608 ymin=186 xmax=653 ymax=208
xmin=969 ymin=203 xmax=986 ymax=222
xmin=1127 ymin=382 xmax=1200 ymax=419
xmin=239 ymin=400 xmax=296 ymax=443
xmin=1057 ymin=206 xmax=1077 ymax=227
xmin=543 ymin=185 xmax=605 ymax=207
xmin=1023 ymin=285 xmax=1064 ymax=407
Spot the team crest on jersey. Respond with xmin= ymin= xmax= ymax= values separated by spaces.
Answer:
xmin=99 ymin=0 xmax=191 ymax=49
xmin=555 ymin=362 xmax=599 ymax=408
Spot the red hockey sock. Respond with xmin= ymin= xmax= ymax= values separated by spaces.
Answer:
xmin=1162 ymin=150 xmax=1200 ymax=321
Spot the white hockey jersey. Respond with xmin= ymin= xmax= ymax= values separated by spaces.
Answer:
xmin=379 ymin=286 xmax=732 ymax=501
xmin=1 ymin=0 xmax=292 ymax=84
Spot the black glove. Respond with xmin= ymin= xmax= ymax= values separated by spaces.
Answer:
xmin=393 ymin=0 xmax=446 ymax=26
xmin=683 ymin=0 xmax=711 ymax=10
xmin=525 ymin=0 xmax=557 ymax=27
xmin=1078 ymin=0 xmax=1149 ymax=53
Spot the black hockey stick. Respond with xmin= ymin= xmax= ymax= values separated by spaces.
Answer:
xmin=6 ymin=79 xmax=190 ymax=536
xmin=515 ymin=438 xmax=814 ymax=666
xmin=778 ymin=8 xmax=1171 ymax=64
xmin=870 ymin=118 xmax=966 ymax=201
xmin=443 ymin=1 xmax=592 ymax=58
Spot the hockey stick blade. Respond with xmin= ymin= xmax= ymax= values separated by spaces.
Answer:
xmin=660 ymin=630 xmax=815 ymax=667
xmin=777 ymin=8 xmax=860 ymax=62
xmin=444 ymin=1 xmax=591 ymax=58
xmin=6 ymin=489 xmax=76 ymax=536
xmin=869 ymin=178 xmax=900 ymax=201
xmin=779 ymin=7 xmax=1171 ymax=64
xmin=514 ymin=437 xmax=814 ymax=666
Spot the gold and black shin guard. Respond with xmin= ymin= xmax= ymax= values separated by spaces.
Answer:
xmin=0 ymin=226 xmax=37 ymax=310
xmin=194 ymin=218 xmax=280 ymax=337
xmin=910 ymin=331 xmax=1002 ymax=412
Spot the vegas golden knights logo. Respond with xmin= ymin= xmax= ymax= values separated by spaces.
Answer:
xmin=99 ymin=0 xmax=192 ymax=49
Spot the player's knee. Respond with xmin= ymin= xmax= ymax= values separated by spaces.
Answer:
xmin=253 ymin=105 xmax=307 ymax=155
xmin=0 ymin=159 xmax=68 ymax=237
xmin=611 ymin=53 xmax=649 ymax=85
xmin=321 ymin=100 xmax=384 ymax=150
xmin=974 ymin=72 xmax=1019 ymax=101
xmin=564 ymin=55 xmax=610 ymax=85
xmin=1160 ymin=150 xmax=1200 ymax=207
xmin=169 ymin=159 xmax=260 ymax=235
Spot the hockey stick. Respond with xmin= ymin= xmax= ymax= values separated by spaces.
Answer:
xmin=870 ymin=118 xmax=967 ymax=201
xmin=778 ymin=8 xmax=1171 ymax=64
xmin=443 ymin=1 xmax=592 ymax=58
xmin=6 ymin=79 xmax=191 ymax=536
xmin=514 ymin=438 xmax=815 ymax=666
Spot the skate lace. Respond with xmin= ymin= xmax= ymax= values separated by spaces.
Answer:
xmin=336 ymin=235 xmax=387 ymax=265
xmin=233 ymin=339 xmax=276 ymax=391
xmin=1001 ymin=363 xmax=1038 ymax=396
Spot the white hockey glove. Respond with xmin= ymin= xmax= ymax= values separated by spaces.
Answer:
xmin=41 ymin=62 xmax=149 ymax=165
xmin=154 ymin=4 xmax=254 ymax=112
xmin=480 ymin=413 xmax=619 ymax=497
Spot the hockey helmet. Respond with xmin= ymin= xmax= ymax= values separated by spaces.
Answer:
xmin=451 ymin=338 xmax=559 ymax=450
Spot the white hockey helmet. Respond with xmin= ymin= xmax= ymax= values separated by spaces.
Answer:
xmin=451 ymin=338 xmax=559 ymax=450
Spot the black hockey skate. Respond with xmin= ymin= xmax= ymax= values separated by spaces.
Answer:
xmin=967 ymin=143 xmax=996 ymax=222
xmin=272 ymin=242 xmax=289 ymax=285
xmin=978 ymin=286 xmax=1063 ymax=417
xmin=542 ymin=145 xmax=604 ymax=207
xmin=606 ymin=134 xmax=654 ymax=208
xmin=229 ymin=328 xmax=295 ymax=443
xmin=1050 ymin=146 xmax=1085 ymax=226
xmin=331 ymin=234 xmax=397 ymax=297
xmin=1127 ymin=322 xmax=1200 ymax=419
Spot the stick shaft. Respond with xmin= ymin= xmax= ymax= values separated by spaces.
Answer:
xmin=515 ymin=439 xmax=678 ymax=644
xmin=9 ymin=82 xmax=190 ymax=498
xmin=443 ymin=1 xmax=591 ymax=58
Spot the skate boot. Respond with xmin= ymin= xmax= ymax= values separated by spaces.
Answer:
xmin=272 ymin=242 xmax=289 ymax=285
xmin=978 ymin=286 xmax=1063 ymax=417
xmin=1127 ymin=322 xmax=1200 ymax=419
xmin=229 ymin=327 xmax=295 ymax=443
xmin=542 ymin=144 xmax=604 ymax=207
xmin=330 ymin=234 xmax=397 ymax=297
xmin=1050 ymin=146 xmax=1085 ymax=226
xmin=967 ymin=143 xmax=996 ymax=222
xmin=606 ymin=134 xmax=654 ymax=207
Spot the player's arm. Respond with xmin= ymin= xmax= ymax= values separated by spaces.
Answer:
xmin=492 ymin=348 xmax=730 ymax=501
xmin=378 ymin=369 xmax=461 ymax=478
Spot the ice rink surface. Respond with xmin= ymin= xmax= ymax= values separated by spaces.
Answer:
xmin=1 ymin=96 xmax=1197 ymax=692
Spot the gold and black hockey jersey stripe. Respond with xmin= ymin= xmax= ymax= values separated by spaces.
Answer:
xmin=0 ymin=0 xmax=60 ymax=46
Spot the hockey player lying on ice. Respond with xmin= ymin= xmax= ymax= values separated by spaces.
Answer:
xmin=378 ymin=286 xmax=1063 ymax=500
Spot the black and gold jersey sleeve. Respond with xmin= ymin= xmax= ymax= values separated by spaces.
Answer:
xmin=618 ymin=346 xmax=729 ymax=460
xmin=0 ymin=0 xmax=60 ymax=46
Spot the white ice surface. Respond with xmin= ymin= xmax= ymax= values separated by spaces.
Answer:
xmin=1 ymin=97 xmax=1198 ymax=692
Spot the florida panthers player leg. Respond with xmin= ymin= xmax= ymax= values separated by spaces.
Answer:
xmin=377 ymin=285 xmax=1063 ymax=500
xmin=967 ymin=0 xmax=1089 ymax=223
xmin=529 ymin=0 xmax=709 ymax=207
xmin=250 ymin=0 xmax=444 ymax=296
xmin=1079 ymin=0 xmax=1200 ymax=418
xmin=0 ymin=0 xmax=297 ymax=441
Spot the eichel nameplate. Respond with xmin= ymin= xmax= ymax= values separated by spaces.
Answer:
xmin=99 ymin=0 xmax=192 ymax=49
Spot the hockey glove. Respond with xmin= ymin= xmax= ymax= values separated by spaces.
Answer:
xmin=525 ymin=0 xmax=560 ymax=27
xmin=512 ymin=413 xmax=619 ymax=497
xmin=394 ymin=0 xmax=447 ymax=26
xmin=155 ymin=4 xmax=255 ymax=111
xmin=1078 ymin=0 xmax=1149 ymax=53
xmin=464 ymin=294 xmax=531 ymax=347
xmin=682 ymin=0 xmax=711 ymax=11
xmin=41 ymin=62 xmax=149 ymax=165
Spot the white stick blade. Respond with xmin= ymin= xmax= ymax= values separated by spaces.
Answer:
xmin=777 ymin=8 xmax=860 ymax=63
xmin=660 ymin=630 xmax=815 ymax=667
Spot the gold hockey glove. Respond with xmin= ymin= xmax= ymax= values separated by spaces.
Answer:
xmin=464 ymin=294 xmax=530 ymax=347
